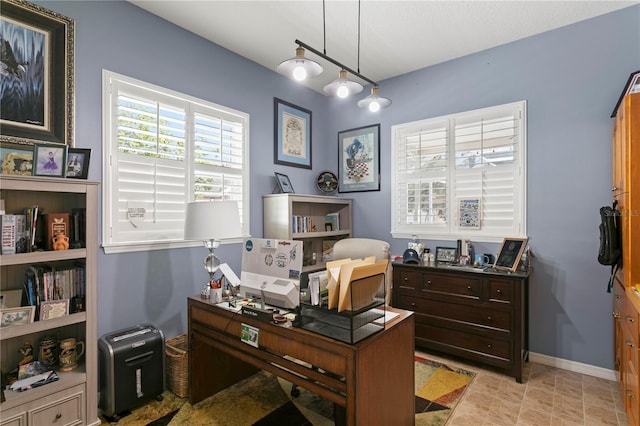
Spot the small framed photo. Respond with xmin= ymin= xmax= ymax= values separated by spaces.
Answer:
xmin=612 ymin=70 xmax=640 ymax=118
xmin=1 ymin=142 xmax=33 ymax=175
xmin=274 ymin=172 xmax=295 ymax=193
xmin=1 ymin=306 xmax=35 ymax=327
xmin=39 ymin=299 xmax=69 ymax=320
xmin=494 ymin=237 xmax=528 ymax=272
xmin=33 ymin=143 xmax=67 ymax=177
xmin=435 ymin=246 xmax=457 ymax=263
xmin=66 ymin=148 xmax=90 ymax=179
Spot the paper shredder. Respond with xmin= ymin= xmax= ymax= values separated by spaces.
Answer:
xmin=98 ymin=324 xmax=165 ymax=419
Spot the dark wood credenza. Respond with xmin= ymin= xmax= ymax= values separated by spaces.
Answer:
xmin=188 ymin=296 xmax=415 ymax=425
xmin=392 ymin=262 xmax=529 ymax=382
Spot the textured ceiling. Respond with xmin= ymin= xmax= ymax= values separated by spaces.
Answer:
xmin=129 ymin=0 xmax=638 ymax=93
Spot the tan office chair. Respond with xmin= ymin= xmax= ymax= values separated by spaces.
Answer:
xmin=331 ymin=237 xmax=392 ymax=305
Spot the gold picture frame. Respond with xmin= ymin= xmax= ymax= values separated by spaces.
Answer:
xmin=0 ymin=306 xmax=35 ymax=327
xmin=0 ymin=0 xmax=75 ymax=146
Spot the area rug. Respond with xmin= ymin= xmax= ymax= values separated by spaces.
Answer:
xmin=99 ymin=356 xmax=475 ymax=426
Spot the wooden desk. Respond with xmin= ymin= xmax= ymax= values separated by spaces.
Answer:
xmin=188 ymin=297 xmax=415 ymax=426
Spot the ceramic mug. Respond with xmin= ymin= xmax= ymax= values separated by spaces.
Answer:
xmin=474 ymin=254 xmax=484 ymax=266
xmin=59 ymin=338 xmax=85 ymax=372
xmin=39 ymin=336 xmax=58 ymax=366
xmin=483 ymin=254 xmax=495 ymax=265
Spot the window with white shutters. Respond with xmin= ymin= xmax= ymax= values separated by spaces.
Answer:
xmin=102 ymin=70 xmax=249 ymax=253
xmin=391 ymin=101 xmax=526 ymax=242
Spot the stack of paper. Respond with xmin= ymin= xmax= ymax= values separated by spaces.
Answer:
xmin=325 ymin=257 xmax=388 ymax=312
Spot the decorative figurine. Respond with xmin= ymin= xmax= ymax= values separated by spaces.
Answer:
xmin=18 ymin=340 xmax=34 ymax=365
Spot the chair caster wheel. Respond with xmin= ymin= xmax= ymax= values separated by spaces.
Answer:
xmin=290 ymin=387 xmax=300 ymax=397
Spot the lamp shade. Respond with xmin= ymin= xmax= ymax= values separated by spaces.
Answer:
xmin=323 ymin=70 xmax=363 ymax=98
xmin=277 ymin=47 xmax=323 ymax=82
xmin=357 ymin=86 xmax=392 ymax=112
xmin=184 ymin=201 xmax=241 ymax=242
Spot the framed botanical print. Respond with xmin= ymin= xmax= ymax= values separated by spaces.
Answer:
xmin=274 ymin=98 xmax=312 ymax=169
xmin=338 ymin=124 xmax=380 ymax=193
xmin=0 ymin=0 xmax=75 ymax=146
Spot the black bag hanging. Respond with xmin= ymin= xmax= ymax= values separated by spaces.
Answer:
xmin=598 ymin=201 xmax=622 ymax=292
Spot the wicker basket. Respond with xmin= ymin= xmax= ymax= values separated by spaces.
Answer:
xmin=165 ymin=334 xmax=189 ymax=398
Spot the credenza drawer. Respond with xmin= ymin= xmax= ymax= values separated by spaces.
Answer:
xmin=397 ymin=295 xmax=511 ymax=333
xmin=487 ymin=278 xmax=514 ymax=304
xmin=416 ymin=322 xmax=511 ymax=361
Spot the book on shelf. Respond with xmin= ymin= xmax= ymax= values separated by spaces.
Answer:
xmin=15 ymin=214 xmax=27 ymax=253
xmin=1 ymin=214 xmax=17 ymax=255
xmin=24 ymin=263 xmax=86 ymax=320
xmin=44 ymin=213 xmax=70 ymax=251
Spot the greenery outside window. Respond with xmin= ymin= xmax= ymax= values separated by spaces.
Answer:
xmin=102 ymin=70 xmax=249 ymax=253
xmin=391 ymin=101 xmax=526 ymax=242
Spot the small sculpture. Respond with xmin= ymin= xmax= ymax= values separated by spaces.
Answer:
xmin=18 ymin=340 xmax=34 ymax=365
xmin=52 ymin=233 xmax=69 ymax=251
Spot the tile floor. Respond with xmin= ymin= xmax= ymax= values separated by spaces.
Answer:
xmin=418 ymin=350 xmax=629 ymax=426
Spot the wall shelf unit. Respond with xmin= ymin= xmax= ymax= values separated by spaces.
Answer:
xmin=0 ymin=175 xmax=98 ymax=426
xmin=263 ymin=194 xmax=352 ymax=274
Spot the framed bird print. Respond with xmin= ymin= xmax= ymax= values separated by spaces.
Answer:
xmin=0 ymin=0 xmax=75 ymax=146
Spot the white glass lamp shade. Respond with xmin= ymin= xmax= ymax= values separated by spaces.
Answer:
xmin=277 ymin=47 xmax=323 ymax=82
xmin=184 ymin=201 xmax=241 ymax=242
xmin=357 ymin=86 xmax=392 ymax=112
xmin=323 ymin=70 xmax=364 ymax=98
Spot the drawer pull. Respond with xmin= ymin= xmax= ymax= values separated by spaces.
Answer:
xmin=426 ymin=280 xmax=432 ymax=286
xmin=411 ymin=302 xmax=416 ymax=307
xmin=616 ymin=295 xmax=621 ymax=300
xmin=487 ymin=316 xmax=492 ymax=321
xmin=403 ymin=277 xmax=409 ymax=282
xmin=626 ymin=339 xmax=635 ymax=348
xmin=627 ymin=390 xmax=635 ymax=399
xmin=613 ymin=311 xmax=622 ymax=319
xmin=487 ymin=344 xmax=493 ymax=349
xmin=467 ymin=286 xmax=472 ymax=291
xmin=496 ymin=289 xmax=502 ymax=294
xmin=627 ymin=316 xmax=635 ymax=323
xmin=55 ymin=413 xmax=62 ymax=420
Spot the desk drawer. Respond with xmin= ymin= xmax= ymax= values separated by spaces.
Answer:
xmin=625 ymin=295 xmax=639 ymax=344
xmin=30 ymin=385 xmax=84 ymax=426
xmin=419 ymin=272 xmax=481 ymax=300
xmin=398 ymin=295 xmax=510 ymax=333
xmin=416 ymin=322 xmax=510 ymax=361
xmin=487 ymin=278 xmax=513 ymax=304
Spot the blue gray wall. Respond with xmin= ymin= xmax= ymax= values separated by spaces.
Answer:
xmin=40 ymin=1 xmax=639 ymax=370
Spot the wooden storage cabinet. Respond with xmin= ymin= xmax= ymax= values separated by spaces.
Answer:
xmin=263 ymin=194 xmax=352 ymax=273
xmin=612 ymin=92 xmax=639 ymax=423
xmin=393 ymin=263 xmax=528 ymax=382
xmin=0 ymin=176 xmax=98 ymax=426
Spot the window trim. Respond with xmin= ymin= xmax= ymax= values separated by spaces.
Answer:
xmin=101 ymin=70 xmax=250 ymax=254
xmin=390 ymin=101 xmax=527 ymax=243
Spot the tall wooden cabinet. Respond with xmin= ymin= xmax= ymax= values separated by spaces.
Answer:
xmin=0 ymin=176 xmax=98 ymax=426
xmin=263 ymin=194 xmax=352 ymax=274
xmin=612 ymin=92 xmax=640 ymax=425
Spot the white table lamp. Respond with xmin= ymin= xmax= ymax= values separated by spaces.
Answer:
xmin=184 ymin=201 xmax=241 ymax=292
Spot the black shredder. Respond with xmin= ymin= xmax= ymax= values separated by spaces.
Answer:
xmin=98 ymin=324 xmax=165 ymax=419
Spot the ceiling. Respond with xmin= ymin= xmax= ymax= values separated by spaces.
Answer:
xmin=129 ymin=0 xmax=638 ymax=94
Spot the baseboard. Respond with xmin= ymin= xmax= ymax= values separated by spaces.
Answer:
xmin=529 ymin=351 xmax=617 ymax=381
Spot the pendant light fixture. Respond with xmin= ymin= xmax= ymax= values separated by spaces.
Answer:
xmin=277 ymin=0 xmax=391 ymax=111
xmin=276 ymin=46 xmax=323 ymax=81
xmin=323 ymin=69 xmax=363 ymax=98
xmin=357 ymin=86 xmax=392 ymax=112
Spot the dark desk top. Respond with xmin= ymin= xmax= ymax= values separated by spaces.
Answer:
xmin=392 ymin=261 xmax=530 ymax=278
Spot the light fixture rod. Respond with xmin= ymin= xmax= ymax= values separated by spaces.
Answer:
xmin=295 ymin=39 xmax=378 ymax=87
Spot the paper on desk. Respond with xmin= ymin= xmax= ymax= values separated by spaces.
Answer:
xmin=371 ymin=308 xmax=400 ymax=325
xmin=325 ymin=258 xmax=353 ymax=309
xmin=218 ymin=263 xmax=240 ymax=287
xmin=338 ymin=257 xmax=384 ymax=312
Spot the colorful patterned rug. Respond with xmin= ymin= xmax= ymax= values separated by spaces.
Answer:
xmin=99 ymin=356 xmax=475 ymax=426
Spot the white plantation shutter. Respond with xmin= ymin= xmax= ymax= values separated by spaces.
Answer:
xmin=103 ymin=71 xmax=249 ymax=253
xmin=392 ymin=101 xmax=526 ymax=241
